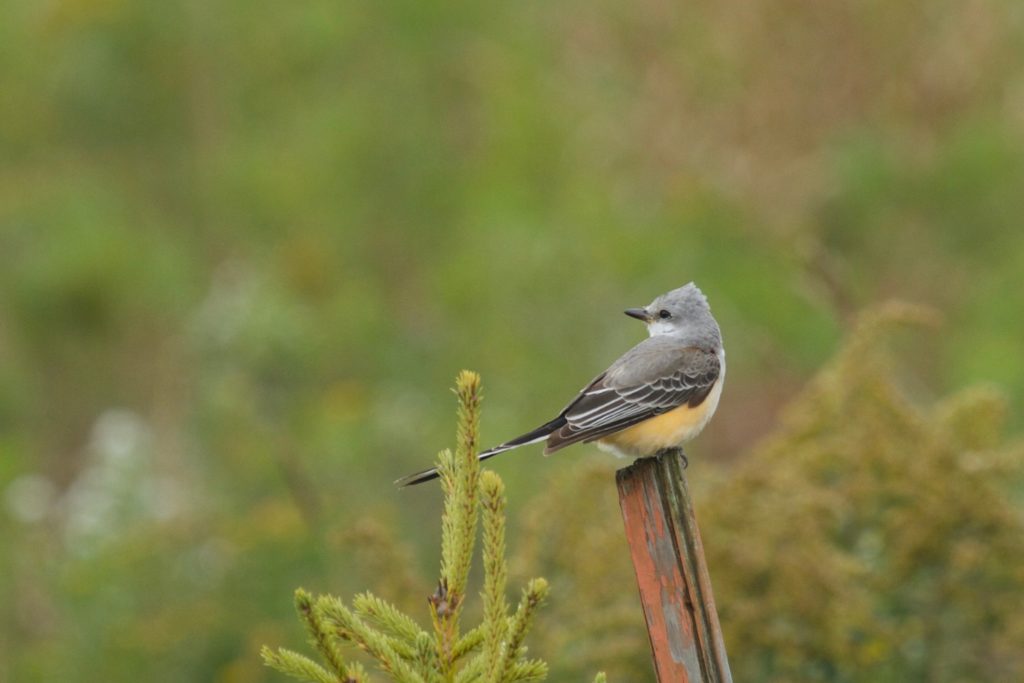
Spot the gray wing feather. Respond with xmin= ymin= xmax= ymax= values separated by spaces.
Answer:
xmin=545 ymin=337 xmax=721 ymax=453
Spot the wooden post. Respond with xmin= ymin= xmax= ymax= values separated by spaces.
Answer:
xmin=616 ymin=449 xmax=733 ymax=683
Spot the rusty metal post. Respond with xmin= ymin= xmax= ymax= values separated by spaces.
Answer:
xmin=616 ymin=449 xmax=733 ymax=683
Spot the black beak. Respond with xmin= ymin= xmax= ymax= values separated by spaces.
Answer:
xmin=624 ymin=308 xmax=649 ymax=322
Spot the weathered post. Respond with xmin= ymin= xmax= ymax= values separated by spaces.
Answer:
xmin=616 ymin=449 xmax=732 ymax=683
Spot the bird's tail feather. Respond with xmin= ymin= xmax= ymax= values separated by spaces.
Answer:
xmin=395 ymin=416 xmax=567 ymax=487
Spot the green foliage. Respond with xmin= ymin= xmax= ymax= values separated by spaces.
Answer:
xmin=701 ymin=304 xmax=1024 ymax=682
xmin=3 ymin=1 xmax=1024 ymax=681
xmin=263 ymin=372 xmax=554 ymax=683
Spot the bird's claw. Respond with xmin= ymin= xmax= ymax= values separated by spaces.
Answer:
xmin=655 ymin=448 xmax=688 ymax=469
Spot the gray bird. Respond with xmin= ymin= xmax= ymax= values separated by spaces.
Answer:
xmin=398 ymin=282 xmax=724 ymax=486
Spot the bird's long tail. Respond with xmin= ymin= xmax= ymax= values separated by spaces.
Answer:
xmin=395 ymin=416 xmax=567 ymax=487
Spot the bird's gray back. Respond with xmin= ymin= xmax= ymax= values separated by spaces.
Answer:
xmin=605 ymin=334 xmax=720 ymax=389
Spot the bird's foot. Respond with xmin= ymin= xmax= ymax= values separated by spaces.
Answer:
xmin=655 ymin=447 xmax=688 ymax=469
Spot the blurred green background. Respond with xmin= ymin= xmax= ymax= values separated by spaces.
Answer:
xmin=2 ymin=0 xmax=1023 ymax=681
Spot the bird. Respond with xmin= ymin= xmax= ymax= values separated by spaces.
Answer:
xmin=397 ymin=282 xmax=724 ymax=486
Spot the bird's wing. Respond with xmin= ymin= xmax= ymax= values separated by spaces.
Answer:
xmin=545 ymin=342 xmax=720 ymax=453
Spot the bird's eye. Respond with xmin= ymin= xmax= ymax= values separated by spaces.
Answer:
xmin=658 ymin=309 xmax=671 ymax=319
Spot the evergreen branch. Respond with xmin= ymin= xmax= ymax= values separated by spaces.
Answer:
xmin=346 ymin=662 xmax=369 ymax=682
xmin=480 ymin=471 xmax=509 ymax=680
xmin=261 ymin=646 xmax=339 ymax=683
xmin=455 ymin=370 xmax=482 ymax=476
xmin=435 ymin=447 xmax=458 ymax=599
xmin=318 ymin=596 xmax=426 ymax=683
xmin=497 ymin=579 xmax=550 ymax=683
xmin=437 ymin=447 xmax=456 ymax=504
xmin=450 ymin=371 xmax=482 ymax=604
xmin=436 ymin=446 xmax=456 ymax=528
xmin=433 ymin=449 xmax=461 ymax=673
xmin=263 ymin=372 xmax=570 ymax=683
xmin=413 ymin=632 xmax=443 ymax=683
xmin=295 ymin=588 xmax=351 ymax=680
xmin=433 ymin=371 xmax=483 ymax=672
xmin=504 ymin=659 xmax=548 ymax=682
xmin=353 ymin=592 xmax=426 ymax=649
xmin=452 ymin=654 xmax=486 ymax=683
xmin=428 ymin=578 xmax=458 ymax=675
xmin=451 ymin=624 xmax=484 ymax=661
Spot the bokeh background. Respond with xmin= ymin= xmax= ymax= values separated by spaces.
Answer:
xmin=2 ymin=1 xmax=1024 ymax=681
